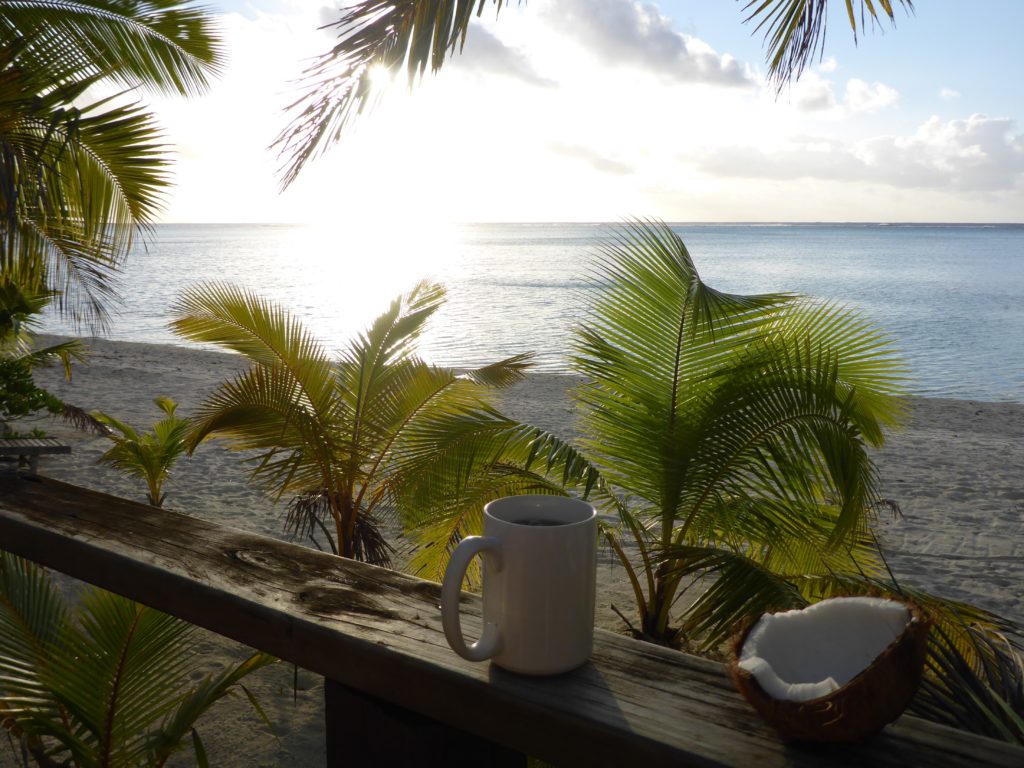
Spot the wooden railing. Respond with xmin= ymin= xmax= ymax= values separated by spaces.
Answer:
xmin=1 ymin=473 xmax=1022 ymax=767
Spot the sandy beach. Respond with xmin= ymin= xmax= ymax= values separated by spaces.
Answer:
xmin=5 ymin=335 xmax=1023 ymax=765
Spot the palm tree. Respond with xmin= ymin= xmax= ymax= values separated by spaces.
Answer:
xmin=93 ymin=397 xmax=193 ymax=507
xmin=570 ymin=220 xmax=907 ymax=646
xmin=275 ymin=0 xmax=913 ymax=185
xmin=169 ymin=281 xmax=592 ymax=566
xmin=0 ymin=551 xmax=274 ymax=767
xmin=0 ymin=0 xmax=223 ymax=327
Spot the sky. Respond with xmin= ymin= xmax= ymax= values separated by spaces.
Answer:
xmin=150 ymin=0 xmax=1024 ymax=224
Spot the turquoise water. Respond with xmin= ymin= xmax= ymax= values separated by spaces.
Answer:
xmin=42 ymin=222 xmax=1024 ymax=403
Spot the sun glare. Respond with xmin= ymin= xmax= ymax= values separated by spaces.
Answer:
xmin=367 ymin=64 xmax=396 ymax=90
xmin=281 ymin=218 xmax=463 ymax=351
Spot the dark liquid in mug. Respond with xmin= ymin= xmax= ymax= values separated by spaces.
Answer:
xmin=517 ymin=518 xmax=564 ymax=527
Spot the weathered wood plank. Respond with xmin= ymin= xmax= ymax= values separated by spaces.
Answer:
xmin=1 ymin=474 xmax=1022 ymax=768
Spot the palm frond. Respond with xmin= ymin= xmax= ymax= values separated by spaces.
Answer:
xmin=46 ymin=591 xmax=194 ymax=764
xmin=574 ymin=220 xmax=793 ymax=503
xmin=1 ymin=73 xmax=162 ymax=327
xmin=742 ymin=0 xmax=914 ymax=89
xmin=170 ymin=283 xmax=334 ymax=383
xmin=273 ymin=0 xmax=519 ymax=186
xmin=661 ymin=545 xmax=808 ymax=649
xmin=146 ymin=652 xmax=277 ymax=766
xmin=0 ymin=557 xmax=275 ymax=764
xmin=63 ymin=402 xmax=112 ymax=435
xmin=0 ymin=551 xmax=68 ymax=730
xmin=0 ymin=2 xmax=222 ymax=327
xmin=458 ymin=352 xmax=534 ymax=388
xmin=396 ymin=414 xmax=602 ymax=580
xmin=912 ymin=621 xmax=1024 ymax=743
xmin=0 ymin=0 xmax=224 ymax=97
xmin=285 ymin=489 xmax=395 ymax=566
xmin=171 ymin=284 xmax=340 ymax=494
xmin=572 ymin=220 xmax=906 ymax=644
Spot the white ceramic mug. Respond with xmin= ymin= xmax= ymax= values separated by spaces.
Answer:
xmin=440 ymin=495 xmax=598 ymax=675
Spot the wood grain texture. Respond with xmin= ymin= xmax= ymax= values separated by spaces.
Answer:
xmin=1 ymin=474 xmax=1022 ymax=768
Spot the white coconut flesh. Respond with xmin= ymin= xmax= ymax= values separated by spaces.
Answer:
xmin=738 ymin=597 xmax=913 ymax=703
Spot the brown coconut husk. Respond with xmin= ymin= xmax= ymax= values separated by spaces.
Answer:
xmin=729 ymin=600 xmax=931 ymax=743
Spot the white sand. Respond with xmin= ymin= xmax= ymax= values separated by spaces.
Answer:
xmin=6 ymin=335 xmax=1023 ymax=765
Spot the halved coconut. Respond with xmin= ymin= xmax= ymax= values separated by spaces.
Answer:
xmin=729 ymin=596 xmax=930 ymax=742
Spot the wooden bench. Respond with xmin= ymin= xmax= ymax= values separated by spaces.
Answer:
xmin=0 ymin=436 xmax=70 ymax=473
xmin=0 ymin=474 xmax=1022 ymax=767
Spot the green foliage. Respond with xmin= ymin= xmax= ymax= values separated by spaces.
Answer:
xmin=565 ymin=221 xmax=1023 ymax=739
xmin=743 ymin=0 xmax=914 ymax=90
xmin=0 ymin=1 xmax=223 ymax=327
xmin=170 ymin=280 xmax=588 ymax=566
xmin=514 ymin=219 xmax=903 ymax=648
xmin=0 ymin=357 xmax=63 ymax=431
xmin=0 ymin=279 xmax=83 ymax=434
xmin=0 ymin=551 xmax=275 ymax=767
xmin=905 ymin=597 xmax=1024 ymax=744
xmin=93 ymin=397 xmax=192 ymax=507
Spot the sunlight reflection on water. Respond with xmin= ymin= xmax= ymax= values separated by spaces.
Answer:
xmin=41 ymin=222 xmax=1024 ymax=403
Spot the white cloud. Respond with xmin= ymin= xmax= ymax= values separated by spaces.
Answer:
xmin=844 ymin=79 xmax=899 ymax=113
xmin=940 ymin=87 xmax=961 ymax=101
xmin=452 ymin=24 xmax=557 ymax=87
xmin=818 ymin=57 xmax=838 ymax=73
xmin=548 ymin=142 xmax=633 ymax=175
xmin=696 ymin=114 xmax=1024 ymax=193
xmin=790 ymin=72 xmax=837 ymax=112
xmin=543 ymin=0 xmax=754 ymax=87
xmin=859 ymin=114 xmax=1024 ymax=191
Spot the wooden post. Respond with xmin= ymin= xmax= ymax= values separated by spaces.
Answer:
xmin=324 ymin=679 xmax=526 ymax=767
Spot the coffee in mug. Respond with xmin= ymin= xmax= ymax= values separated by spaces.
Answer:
xmin=440 ymin=495 xmax=598 ymax=675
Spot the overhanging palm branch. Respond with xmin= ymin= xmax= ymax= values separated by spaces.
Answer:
xmin=0 ymin=0 xmax=222 ymax=327
xmin=0 ymin=551 xmax=274 ymax=767
xmin=742 ymin=0 xmax=914 ymax=89
xmin=0 ymin=1 xmax=223 ymax=96
xmin=278 ymin=2 xmax=915 ymax=186
xmin=1 ymin=80 xmax=170 ymax=327
xmin=274 ymin=0 xmax=520 ymax=187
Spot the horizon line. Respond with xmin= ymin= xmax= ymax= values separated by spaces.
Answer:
xmin=153 ymin=220 xmax=1024 ymax=227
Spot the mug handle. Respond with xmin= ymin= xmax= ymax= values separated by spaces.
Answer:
xmin=441 ymin=535 xmax=502 ymax=662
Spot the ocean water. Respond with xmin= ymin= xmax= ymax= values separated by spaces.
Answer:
xmin=41 ymin=222 xmax=1024 ymax=403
